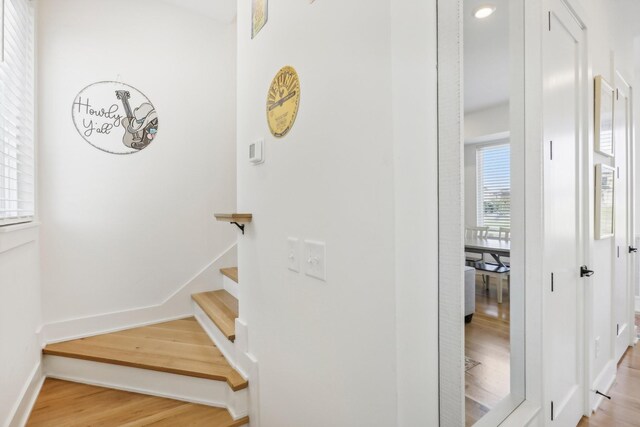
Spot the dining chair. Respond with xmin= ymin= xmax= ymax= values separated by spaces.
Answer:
xmin=465 ymin=226 xmax=489 ymax=239
xmin=465 ymin=226 xmax=489 ymax=266
xmin=475 ymin=262 xmax=510 ymax=304
xmin=477 ymin=226 xmax=511 ymax=303
xmin=498 ymin=227 xmax=511 ymax=241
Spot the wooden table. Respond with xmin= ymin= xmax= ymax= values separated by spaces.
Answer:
xmin=465 ymin=238 xmax=510 ymax=267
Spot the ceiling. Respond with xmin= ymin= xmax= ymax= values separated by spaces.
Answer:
xmin=464 ymin=0 xmax=510 ymax=113
xmin=159 ymin=0 xmax=237 ymax=23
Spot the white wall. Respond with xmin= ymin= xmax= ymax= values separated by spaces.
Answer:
xmin=392 ymin=0 xmax=439 ymax=424
xmin=583 ymin=5 xmax=615 ymax=391
xmin=572 ymin=0 xmax=640 ymax=407
xmin=236 ymin=0 xmax=438 ymax=425
xmin=465 ymin=102 xmax=510 ymax=142
xmin=0 ymin=227 xmax=41 ymax=426
xmin=37 ymin=0 xmax=237 ymax=327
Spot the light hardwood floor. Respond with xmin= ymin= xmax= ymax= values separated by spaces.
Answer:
xmin=465 ymin=278 xmax=511 ymax=426
xmin=26 ymin=378 xmax=248 ymax=426
xmin=578 ymin=314 xmax=640 ymax=427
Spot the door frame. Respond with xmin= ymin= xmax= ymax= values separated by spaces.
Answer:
xmin=612 ymin=71 xmax=635 ymax=362
xmin=436 ymin=0 xmax=548 ymax=425
xmin=618 ymin=72 xmax=637 ymax=349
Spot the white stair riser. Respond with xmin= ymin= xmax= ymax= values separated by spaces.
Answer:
xmin=193 ymin=301 xmax=240 ymax=374
xmin=43 ymin=355 xmax=248 ymax=420
xmin=193 ymin=303 xmax=260 ymax=426
xmin=223 ymin=275 xmax=240 ymax=299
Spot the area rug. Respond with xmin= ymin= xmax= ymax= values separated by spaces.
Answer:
xmin=465 ymin=356 xmax=481 ymax=372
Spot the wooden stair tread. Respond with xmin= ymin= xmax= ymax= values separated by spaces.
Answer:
xmin=43 ymin=318 xmax=247 ymax=391
xmin=221 ymin=267 xmax=239 ymax=283
xmin=192 ymin=290 xmax=238 ymax=342
xmin=214 ymin=213 xmax=252 ymax=223
xmin=27 ymin=378 xmax=249 ymax=427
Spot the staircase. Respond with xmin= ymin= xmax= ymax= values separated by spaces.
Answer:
xmin=29 ymin=267 xmax=250 ymax=426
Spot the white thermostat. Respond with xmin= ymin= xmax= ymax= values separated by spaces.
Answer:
xmin=249 ymin=139 xmax=264 ymax=164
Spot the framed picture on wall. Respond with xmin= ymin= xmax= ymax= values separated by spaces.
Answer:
xmin=251 ymin=0 xmax=268 ymax=39
xmin=595 ymin=75 xmax=614 ymax=157
xmin=595 ymin=164 xmax=615 ymax=239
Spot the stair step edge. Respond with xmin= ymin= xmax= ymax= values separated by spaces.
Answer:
xmin=220 ymin=267 xmax=239 ymax=283
xmin=191 ymin=291 xmax=238 ymax=342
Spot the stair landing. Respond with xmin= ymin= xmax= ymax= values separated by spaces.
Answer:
xmin=27 ymin=378 xmax=248 ymax=426
xmin=43 ymin=317 xmax=247 ymax=391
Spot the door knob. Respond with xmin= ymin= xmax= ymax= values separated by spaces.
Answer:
xmin=580 ymin=265 xmax=594 ymax=277
xmin=629 ymin=246 xmax=638 ymax=253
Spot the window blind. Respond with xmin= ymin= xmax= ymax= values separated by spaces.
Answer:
xmin=0 ymin=0 xmax=35 ymax=226
xmin=476 ymin=143 xmax=510 ymax=229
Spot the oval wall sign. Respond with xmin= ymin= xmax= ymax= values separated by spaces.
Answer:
xmin=72 ymin=81 xmax=159 ymax=154
xmin=266 ymin=66 xmax=300 ymax=138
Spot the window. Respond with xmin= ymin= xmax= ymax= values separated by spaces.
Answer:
xmin=476 ymin=143 xmax=510 ymax=229
xmin=0 ymin=0 xmax=35 ymax=226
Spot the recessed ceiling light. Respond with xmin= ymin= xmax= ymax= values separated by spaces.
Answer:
xmin=473 ymin=5 xmax=496 ymax=19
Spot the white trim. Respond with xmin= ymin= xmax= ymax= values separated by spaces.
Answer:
xmin=0 ymin=223 xmax=38 ymax=254
xmin=472 ymin=395 xmax=526 ymax=427
xmin=635 ymin=296 xmax=640 ymax=312
xmin=498 ymin=401 xmax=542 ymax=427
xmin=193 ymin=300 xmax=259 ymax=425
xmin=436 ymin=0 xmax=465 ymax=424
xmin=508 ymin=0 xmax=546 ymax=424
xmin=234 ymin=319 xmax=260 ymax=427
xmin=43 ymin=355 xmax=249 ymax=420
xmin=589 ymin=359 xmax=616 ymax=413
xmin=42 ymin=243 xmax=237 ymax=343
xmin=0 ymin=221 xmax=40 ymax=233
xmin=5 ymin=363 xmax=44 ymax=427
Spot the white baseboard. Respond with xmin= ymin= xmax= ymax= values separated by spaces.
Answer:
xmin=43 ymin=355 xmax=248 ymax=420
xmin=590 ymin=359 xmax=617 ymax=413
xmin=6 ymin=363 xmax=44 ymax=427
xmin=245 ymin=353 xmax=260 ymax=427
xmin=42 ymin=244 xmax=237 ymax=344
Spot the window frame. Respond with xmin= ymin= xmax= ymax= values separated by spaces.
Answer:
xmin=0 ymin=0 xmax=36 ymax=227
xmin=476 ymin=141 xmax=511 ymax=231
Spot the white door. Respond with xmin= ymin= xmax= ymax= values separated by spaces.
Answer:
xmin=613 ymin=74 xmax=631 ymax=362
xmin=543 ymin=1 xmax=585 ymax=425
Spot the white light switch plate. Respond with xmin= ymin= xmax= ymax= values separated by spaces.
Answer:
xmin=249 ymin=139 xmax=264 ymax=164
xmin=287 ymin=237 xmax=300 ymax=272
xmin=304 ymin=240 xmax=326 ymax=281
